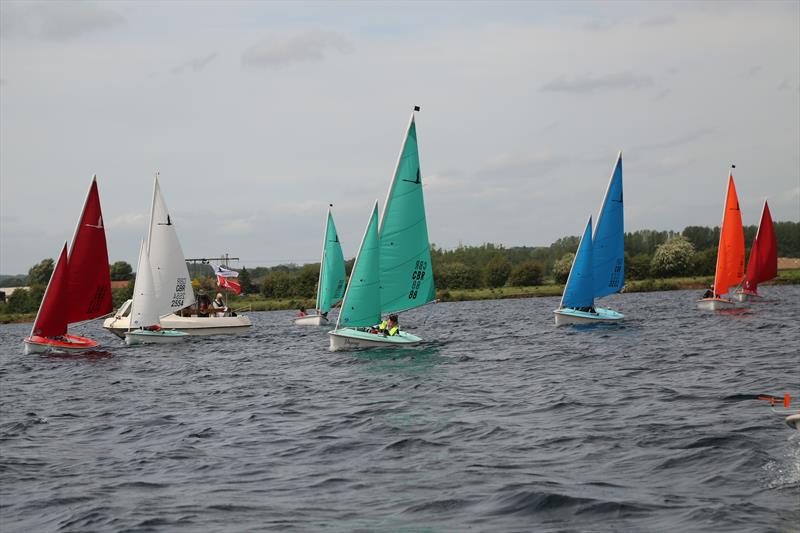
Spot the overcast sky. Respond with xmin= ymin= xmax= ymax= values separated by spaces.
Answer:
xmin=1 ymin=0 xmax=798 ymax=274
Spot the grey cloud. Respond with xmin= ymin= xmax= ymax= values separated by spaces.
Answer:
xmin=776 ymin=79 xmax=800 ymax=93
xmin=651 ymin=88 xmax=671 ymax=102
xmin=171 ymin=53 xmax=218 ymax=75
xmin=1 ymin=0 xmax=125 ymax=41
xmin=640 ymin=15 xmax=677 ymax=27
xmin=476 ymin=151 xmax=569 ymax=182
xmin=637 ymin=127 xmax=716 ymax=150
xmin=242 ymin=31 xmax=353 ymax=69
xmin=541 ymin=72 xmax=654 ymax=93
xmin=742 ymin=65 xmax=762 ymax=79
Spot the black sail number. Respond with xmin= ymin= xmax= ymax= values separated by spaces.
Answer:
xmin=408 ymin=260 xmax=427 ymax=299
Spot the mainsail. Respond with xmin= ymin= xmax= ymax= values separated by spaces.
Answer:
xmin=378 ymin=113 xmax=435 ymax=314
xmin=743 ymin=200 xmax=777 ymax=292
xmin=561 ymin=217 xmax=595 ymax=309
xmin=592 ymin=153 xmax=624 ymax=298
xmin=713 ymin=173 xmax=745 ymax=296
xmin=147 ymin=176 xmax=195 ymax=314
xmin=65 ymin=177 xmax=113 ymax=323
xmin=316 ymin=209 xmax=346 ymax=313
xmin=337 ymin=203 xmax=381 ymax=328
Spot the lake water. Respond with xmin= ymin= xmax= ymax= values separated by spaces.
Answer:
xmin=1 ymin=287 xmax=798 ymax=532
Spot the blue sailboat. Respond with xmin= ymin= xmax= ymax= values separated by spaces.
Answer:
xmin=554 ymin=153 xmax=625 ymax=326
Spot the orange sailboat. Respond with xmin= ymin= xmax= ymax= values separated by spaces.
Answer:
xmin=23 ymin=176 xmax=113 ymax=354
xmin=734 ymin=200 xmax=777 ymax=302
xmin=697 ymin=167 xmax=745 ymax=310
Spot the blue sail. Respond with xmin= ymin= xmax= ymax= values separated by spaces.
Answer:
xmin=592 ymin=153 xmax=624 ymax=299
xmin=561 ymin=216 xmax=594 ymax=309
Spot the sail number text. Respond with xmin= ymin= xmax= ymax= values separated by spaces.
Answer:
xmin=408 ymin=260 xmax=427 ymax=299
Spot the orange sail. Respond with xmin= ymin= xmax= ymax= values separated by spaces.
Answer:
xmin=713 ymin=173 xmax=745 ymax=296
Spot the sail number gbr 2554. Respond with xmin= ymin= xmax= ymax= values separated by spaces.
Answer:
xmin=408 ymin=260 xmax=427 ymax=299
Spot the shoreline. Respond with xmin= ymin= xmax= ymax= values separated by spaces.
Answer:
xmin=2 ymin=269 xmax=798 ymax=324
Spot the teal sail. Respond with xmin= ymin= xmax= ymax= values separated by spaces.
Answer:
xmin=378 ymin=113 xmax=436 ymax=314
xmin=592 ymin=153 xmax=624 ymax=299
xmin=316 ymin=209 xmax=346 ymax=313
xmin=561 ymin=216 xmax=594 ymax=309
xmin=337 ymin=203 xmax=381 ymax=328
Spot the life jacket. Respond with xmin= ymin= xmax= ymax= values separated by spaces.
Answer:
xmin=387 ymin=326 xmax=399 ymax=336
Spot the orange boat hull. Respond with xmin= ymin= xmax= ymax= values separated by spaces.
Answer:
xmin=23 ymin=334 xmax=100 ymax=354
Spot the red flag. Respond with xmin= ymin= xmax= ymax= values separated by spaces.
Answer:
xmin=216 ymin=274 xmax=241 ymax=295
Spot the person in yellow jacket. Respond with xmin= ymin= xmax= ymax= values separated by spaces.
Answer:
xmin=373 ymin=314 xmax=400 ymax=336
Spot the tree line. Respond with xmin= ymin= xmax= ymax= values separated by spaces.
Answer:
xmin=1 ymin=221 xmax=797 ymax=314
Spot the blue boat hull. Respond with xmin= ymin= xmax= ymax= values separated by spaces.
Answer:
xmin=553 ymin=306 xmax=624 ymax=326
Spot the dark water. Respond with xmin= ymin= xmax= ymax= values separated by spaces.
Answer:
xmin=1 ymin=287 xmax=798 ymax=532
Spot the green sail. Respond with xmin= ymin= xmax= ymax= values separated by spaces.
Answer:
xmin=378 ymin=115 xmax=436 ymax=314
xmin=337 ymin=203 xmax=381 ymax=328
xmin=316 ymin=210 xmax=347 ymax=313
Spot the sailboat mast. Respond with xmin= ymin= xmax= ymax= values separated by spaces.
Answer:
xmin=378 ymin=107 xmax=419 ymax=235
xmin=335 ymin=201 xmax=379 ymax=330
xmin=146 ymin=172 xmax=159 ymax=256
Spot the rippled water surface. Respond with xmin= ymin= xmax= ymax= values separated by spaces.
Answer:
xmin=2 ymin=287 xmax=799 ymax=532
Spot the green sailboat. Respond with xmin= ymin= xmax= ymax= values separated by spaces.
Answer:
xmin=295 ymin=206 xmax=346 ymax=326
xmin=329 ymin=108 xmax=435 ymax=350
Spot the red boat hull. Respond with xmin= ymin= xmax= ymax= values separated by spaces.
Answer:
xmin=23 ymin=334 xmax=100 ymax=354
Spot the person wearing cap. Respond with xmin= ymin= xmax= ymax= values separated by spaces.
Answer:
xmin=197 ymin=289 xmax=211 ymax=317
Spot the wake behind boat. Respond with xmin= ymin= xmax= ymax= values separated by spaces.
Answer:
xmin=697 ymin=167 xmax=745 ymax=310
xmin=554 ymin=153 xmax=625 ymax=326
xmin=295 ymin=206 xmax=346 ymax=326
xmin=23 ymin=176 xmax=113 ymax=354
xmin=329 ymin=107 xmax=434 ymax=350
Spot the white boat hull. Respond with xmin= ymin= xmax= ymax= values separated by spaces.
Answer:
xmin=553 ymin=307 xmax=624 ymax=326
xmin=294 ymin=314 xmax=329 ymax=326
xmin=104 ymin=313 xmax=252 ymax=339
xmin=786 ymin=413 xmax=800 ymax=430
xmin=732 ymin=291 xmax=762 ymax=303
xmin=328 ymin=328 xmax=423 ymax=351
xmin=124 ymin=329 xmax=189 ymax=345
xmin=696 ymin=297 xmax=735 ymax=311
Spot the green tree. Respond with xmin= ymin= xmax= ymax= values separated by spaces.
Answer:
xmin=508 ymin=261 xmax=543 ymax=286
xmin=261 ymin=271 xmax=296 ymax=298
xmin=27 ymin=258 xmax=55 ymax=287
xmin=109 ymin=261 xmax=133 ymax=281
xmin=238 ymin=267 xmax=255 ymax=295
xmin=435 ymin=262 xmax=482 ymax=289
xmin=112 ymin=279 xmax=135 ymax=308
xmin=651 ymin=236 xmax=695 ymax=277
xmin=6 ymin=289 xmax=36 ymax=313
xmin=626 ymin=253 xmax=652 ymax=280
xmin=484 ymin=257 xmax=512 ymax=287
xmin=552 ymin=253 xmax=574 ymax=284
xmin=690 ymin=247 xmax=717 ymax=276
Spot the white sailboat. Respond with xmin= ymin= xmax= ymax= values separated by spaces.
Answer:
xmin=104 ymin=175 xmax=252 ymax=337
xmin=125 ymin=241 xmax=188 ymax=345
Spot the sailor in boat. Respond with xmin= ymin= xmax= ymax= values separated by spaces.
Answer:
xmin=297 ymin=306 xmax=308 ymax=317
xmin=197 ymin=289 xmax=211 ymax=317
xmin=371 ymin=314 xmax=400 ymax=336
xmin=703 ymin=286 xmax=714 ymax=299
xmin=212 ymin=293 xmax=227 ymax=317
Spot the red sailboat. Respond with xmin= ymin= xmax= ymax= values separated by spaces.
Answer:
xmin=23 ymin=176 xmax=113 ymax=354
xmin=734 ymin=200 xmax=778 ymax=302
xmin=697 ymin=168 xmax=745 ymax=310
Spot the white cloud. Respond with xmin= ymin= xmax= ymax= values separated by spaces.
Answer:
xmin=241 ymin=30 xmax=354 ymax=69
xmin=1 ymin=0 xmax=125 ymax=41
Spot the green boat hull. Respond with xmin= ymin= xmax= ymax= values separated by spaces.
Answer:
xmin=328 ymin=328 xmax=422 ymax=351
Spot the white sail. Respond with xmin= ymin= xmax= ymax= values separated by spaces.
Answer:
xmin=147 ymin=175 xmax=195 ymax=314
xmin=130 ymin=241 xmax=160 ymax=328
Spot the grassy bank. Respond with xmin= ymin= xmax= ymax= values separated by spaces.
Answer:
xmin=2 ymin=269 xmax=798 ymax=324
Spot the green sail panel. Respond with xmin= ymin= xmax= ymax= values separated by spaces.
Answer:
xmin=337 ymin=203 xmax=381 ymax=328
xmin=317 ymin=210 xmax=346 ymax=313
xmin=378 ymin=116 xmax=436 ymax=314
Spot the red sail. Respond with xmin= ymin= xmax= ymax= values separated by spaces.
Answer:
xmin=743 ymin=201 xmax=778 ymax=291
xmin=713 ymin=174 xmax=745 ymax=296
xmin=31 ymin=244 xmax=69 ymax=337
xmin=65 ymin=177 xmax=113 ymax=323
